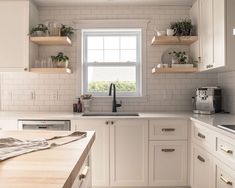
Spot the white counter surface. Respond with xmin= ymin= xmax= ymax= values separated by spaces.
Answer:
xmin=0 ymin=111 xmax=192 ymax=120
xmin=0 ymin=111 xmax=235 ymax=138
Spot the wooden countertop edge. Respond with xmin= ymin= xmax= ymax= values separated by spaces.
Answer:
xmin=63 ymin=132 xmax=95 ymax=188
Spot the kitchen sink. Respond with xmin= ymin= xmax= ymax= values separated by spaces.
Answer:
xmin=217 ymin=124 xmax=235 ymax=134
xmin=82 ymin=112 xmax=139 ymax=116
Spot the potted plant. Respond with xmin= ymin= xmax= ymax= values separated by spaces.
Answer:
xmin=170 ymin=19 xmax=193 ymax=36
xmin=81 ymin=94 xmax=93 ymax=112
xmin=60 ymin=24 xmax=74 ymax=37
xmin=51 ymin=52 xmax=69 ymax=68
xmin=30 ymin=24 xmax=49 ymax=36
xmin=168 ymin=51 xmax=192 ymax=67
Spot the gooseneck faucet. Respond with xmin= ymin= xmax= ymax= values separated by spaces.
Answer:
xmin=109 ymin=83 xmax=122 ymax=112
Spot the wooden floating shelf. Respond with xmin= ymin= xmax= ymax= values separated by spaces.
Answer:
xmin=30 ymin=36 xmax=72 ymax=45
xmin=30 ymin=68 xmax=72 ymax=74
xmin=152 ymin=66 xmax=198 ymax=74
xmin=151 ymin=36 xmax=198 ymax=45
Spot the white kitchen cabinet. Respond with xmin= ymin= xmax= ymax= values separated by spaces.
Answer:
xmin=190 ymin=0 xmax=226 ymax=71
xmin=109 ymin=120 xmax=148 ymax=186
xmin=149 ymin=141 xmax=188 ymax=186
xmin=0 ymin=1 xmax=38 ymax=72
xmin=74 ymin=119 xmax=110 ymax=187
xmin=191 ymin=144 xmax=214 ymax=188
xmin=199 ymin=0 xmax=214 ymax=70
xmin=0 ymin=120 xmax=18 ymax=130
xmin=215 ymin=159 xmax=235 ymax=188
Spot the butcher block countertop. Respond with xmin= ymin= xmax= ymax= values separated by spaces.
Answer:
xmin=0 ymin=130 xmax=95 ymax=188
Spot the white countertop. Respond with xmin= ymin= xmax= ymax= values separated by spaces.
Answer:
xmin=0 ymin=111 xmax=235 ymax=139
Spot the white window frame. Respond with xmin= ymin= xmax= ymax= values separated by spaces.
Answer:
xmin=75 ymin=19 xmax=149 ymax=98
xmin=82 ymin=29 xmax=141 ymax=97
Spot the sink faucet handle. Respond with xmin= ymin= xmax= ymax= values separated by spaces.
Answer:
xmin=116 ymin=100 xmax=122 ymax=108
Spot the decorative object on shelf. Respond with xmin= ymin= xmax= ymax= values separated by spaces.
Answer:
xmin=81 ymin=94 xmax=93 ymax=112
xmin=168 ymin=50 xmax=189 ymax=65
xmin=166 ymin=28 xmax=175 ymax=36
xmin=60 ymin=24 xmax=74 ymax=37
xmin=161 ymin=48 xmax=180 ymax=66
xmin=51 ymin=52 xmax=69 ymax=68
xmin=170 ymin=18 xmax=193 ymax=36
xmin=233 ymin=29 xmax=235 ymax=36
xmin=30 ymin=24 xmax=49 ymax=36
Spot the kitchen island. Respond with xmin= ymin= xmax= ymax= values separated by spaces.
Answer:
xmin=0 ymin=130 xmax=95 ymax=188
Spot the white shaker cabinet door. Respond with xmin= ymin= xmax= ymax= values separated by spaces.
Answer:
xmin=0 ymin=1 xmax=29 ymax=71
xmin=76 ymin=119 xmax=110 ymax=187
xmin=149 ymin=140 xmax=188 ymax=186
xmin=199 ymin=0 xmax=214 ymax=70
xmin=110 ymin=119 xmax=148 ymax=186
xmin=191 ymin=144 xmax=214 ymax=188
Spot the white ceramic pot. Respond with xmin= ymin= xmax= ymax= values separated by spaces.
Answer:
xmin=56 ymin=60 xmax=69 ymax=68
xmin=157 ymin=31 xmax=166 ymax=37
xmin=167 ymin=29 xmax=175 ymax=36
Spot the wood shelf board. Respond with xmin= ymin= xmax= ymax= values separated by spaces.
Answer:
xmin=152 ymin=67 xmax=198 ymax=73
xmin=151 ymin=36 xmax=198 ymax=45
xmin=30 ymin=68 xmax=72 ymax=74
xmin=30 ymin=36 xmax=72 ymax=45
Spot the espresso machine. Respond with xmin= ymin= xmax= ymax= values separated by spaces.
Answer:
xmin=193 ymin=87 xmax=222 ymax=115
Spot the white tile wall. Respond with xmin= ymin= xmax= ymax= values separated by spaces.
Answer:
xmin=0 ymin=5 xmax=218 ymax=112
xmin=218 ymin=71 xmax=235 ymax=114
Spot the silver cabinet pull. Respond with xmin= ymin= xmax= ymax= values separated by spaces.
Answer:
xmin=220 ymin=145 xmax=233 ymax=154
xmin=220 ymin=174 xmax=233 ymax=185
xmin=79 ymin=166 xmax=89 ymax=180
xmin=162 ymin=149 xmax=175 ymax=152
xmin=162 ymin=128 xmax=175 ymax=132
xmin=198 ymin=132 xmax=206 ymax=139
xmin=197 ymin=155 xmax=205 ymax=162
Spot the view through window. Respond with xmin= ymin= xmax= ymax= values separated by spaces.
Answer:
xmin=82 ymin=29 xmax=142 ymax=96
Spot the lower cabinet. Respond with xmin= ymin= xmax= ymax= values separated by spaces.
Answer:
xmin=191 ymin=144 xmax=214 ymax=188
xmin=149 ymin=141 xmax=188 ymax=186
xmin=109 ymin=120 xmax=148 ymax=186
xmin=75 ymin=119 xmax=148 ymax=187
xmin=75 ymin=119 xmax=110 ymax=187
xmin=0 ymin=120 xmax=18 ymax=130
xmin=71 ymin=154 xmax=92 ymax=188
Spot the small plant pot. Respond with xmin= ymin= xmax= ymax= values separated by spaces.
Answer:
xmin=35 ymin=31 xmax=45 ymax=36
xmin=56 ymin=60 xmax=69 ymax=68
xmin=83 ymin=99 xmax=92 ymax=112
xmin=171 ymin=56 xmax=179 ymax=64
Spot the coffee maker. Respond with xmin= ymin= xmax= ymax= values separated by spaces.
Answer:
xmin=192 ymin=87 xmax=222 ymax=115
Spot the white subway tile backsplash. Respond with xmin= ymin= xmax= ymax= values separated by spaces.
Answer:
xmin=0 ymin=5 xmax=219 ymax=112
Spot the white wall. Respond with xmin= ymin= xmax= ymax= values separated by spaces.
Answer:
xmin=218 ymin=71 xmax=235 ymax=114
xmin=0 ymin=5 xmax=218 ymax=112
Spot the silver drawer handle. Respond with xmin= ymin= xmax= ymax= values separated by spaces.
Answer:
xmin=162 ymin=128 xmax=175 ymax=132
xmin=197 ymin=155 xmax=205 ymax=162
xmin=198 ymin=132 xmax=206 ymax=139
xmin=220 ymin=174 xmax=233 ymax=185
xmin=79 ymin=166 xmax=89 ymax=180
xmin=220 ymin=145 xmax=233 ymax=154
xmin=161 ymin=149 xmax=175 ymax=152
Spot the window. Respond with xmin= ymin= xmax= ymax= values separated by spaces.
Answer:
xmin=82 ymin=29 xmax=142 ymax=97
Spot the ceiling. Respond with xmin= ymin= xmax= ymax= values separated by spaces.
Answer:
xmin=33 ymin=0 xmax=193 ymax=7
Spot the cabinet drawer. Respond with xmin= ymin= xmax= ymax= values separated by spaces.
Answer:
xmin=149 ymin=141 xmax=188 ymax=186
xmin=191 ymin=121 xmax=215 ymax=152
xmin=216 ymin=135 xmax=235 ymax=171
xmin=72 ymin=155 xmax=91 ymax=188
xmin=149 ymin=119 xmax=188 ymax=140
xmin=216 ymin=160 xmax=235 ymax=188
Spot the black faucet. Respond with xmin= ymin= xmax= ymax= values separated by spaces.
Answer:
xmin=109 ymin=83 xmax=122 ymax=112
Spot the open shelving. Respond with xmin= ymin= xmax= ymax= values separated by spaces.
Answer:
xmin=30 ymin=36 xmax=72 ymax=45
xmin=152 ymin=66 xmax=198 ymax=74
xmin=151 ymin=36 xmax=198 ymax=45
xmin=30 ymin=68 xmax=72 ymax=74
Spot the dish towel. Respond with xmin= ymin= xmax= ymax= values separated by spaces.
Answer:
xmin=0 ymin=131 xmax=86 ymax=161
